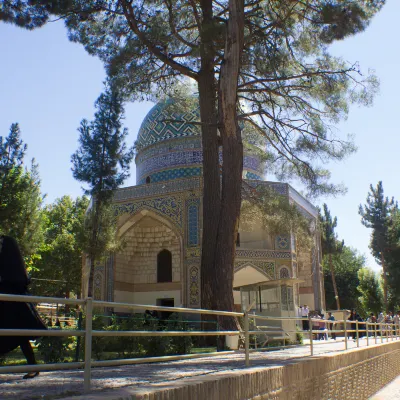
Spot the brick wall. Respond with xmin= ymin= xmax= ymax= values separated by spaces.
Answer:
xmin=115 ymin=215 xmax=181 ymax=286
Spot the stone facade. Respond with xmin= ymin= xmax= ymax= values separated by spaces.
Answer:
xmin=91 ymin=99 xmax=325 ymax=312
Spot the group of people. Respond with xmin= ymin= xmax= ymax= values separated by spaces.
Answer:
xmin=299 ymin=306 xmax=337 ymax=341
xmin=0 ymin=235 xmax=47 ymax=379
xmin=298 ymin=305 xmax=400 ymax=341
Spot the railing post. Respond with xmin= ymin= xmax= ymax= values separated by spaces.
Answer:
xmin=308 ymin=316 xmax=313 ymax=356
xmin=344 ymin=319 xmax=348 ymax=350
xmin=244 ymin=311 xmax=250 ymax=367
xmin=380 ymin=323 xmax=384 ymax=343
xmin=84 ymin=297 xmax=93 ymax=394
xmin=366 ymin=322 xmax=369 ymax=346
xmin=356 ymin=320 xmax=359 ymax=347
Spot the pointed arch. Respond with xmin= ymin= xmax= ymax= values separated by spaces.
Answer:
xmin=117 ymin=208 xmax=181 ymax=239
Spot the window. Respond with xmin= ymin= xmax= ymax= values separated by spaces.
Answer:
xmin=157 ymin=249 xmax=172 ymax=283
xmin=146 ymin=176 xmax=151 ymax=184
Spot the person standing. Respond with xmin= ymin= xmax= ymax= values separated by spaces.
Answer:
xmin=301 ymin=305 xmax=309 ymax=331
xmin=349 ymin=310 xmax=357 ymax=340
xmin=0 ymin=235 xmax=47 ymax=379
xmin=327 ymin=312 xmax=336 ymax=340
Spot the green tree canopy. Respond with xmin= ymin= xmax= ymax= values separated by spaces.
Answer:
xmin=0 ymin=123 xmax=44 ymax=263
xmin=323 ymin=246 xmax=365 ymax=311
xmin=71 ymin=81 xmax=134 ymax=297
xmin=357 ymin=267 xmax=383 ymax=317
xmin=32 ymin=195 xmax=89 ymax=298
xmin=359 ymin=181 xmax=398 ymax=309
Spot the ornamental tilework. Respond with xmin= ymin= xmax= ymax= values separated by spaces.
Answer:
xmin=136 ymin=100 xmax=201 ymax=151
xmin=186 ymin=247 xmax=201 ymax=258
xmin=94 ymin=265 xmax=104 ymax=301
xmin=187 ymin=198 xmax=200 ymax=247
xmin=137 ymin=147 xmax=262 ymax=183
xmin=281 ymin=286 xmax=288 ymax=311
xmin=245 ymin=171 xmax=263 ymax=180
xmin=137 ymin=150 xmax=203 ymax=181
xmin=279 ymin=266 xmax=290 ymax=279
xmin=236 ymin=249 xmax=292 ymax=259
xmin=136 ymin=138 xmax=202 ymax=165
xmin=276 ymin=235 xmax=290 ymax=250
xmin=189 ymin=265 xmax=200 ymax=306
xmin=114 ymin=196 xmax=183 ymax=230
xmin=114 ymin=177 xmax=201 ymax=201
xmin=139 ymin=167 xmax=202 ymax=184
xmin=234 ymin=261 xmax=275 ymax=280
xmin=106 ymin=254 xmax=114 ymax=303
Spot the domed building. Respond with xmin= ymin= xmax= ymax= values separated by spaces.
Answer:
xmin=91 ymin=100 xmax=325 ymax=315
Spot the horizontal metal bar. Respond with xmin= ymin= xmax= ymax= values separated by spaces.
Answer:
xmin=0 ymin=329 xmax=84 ymax=337
xmin=93 ymin=300 xmax=244 ymax=317
xmin=91 ymin=330 xmax=241 ymax=337
xmin=91 ymin=351 xmax=235 ymax=368
xmin=0 ymin=293 xmax=85 ymax=305
xmin=249 ymin=315 xmax=300 ymax=321
xmin=0 ymin=362 xmax=84 ymax=373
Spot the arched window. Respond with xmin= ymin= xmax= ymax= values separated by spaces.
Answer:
xmin=146 ymin=176 xmax=151 ymax=184
xmin=157 ymin=249 xmax=172 ymax=283
xmin=279 ymin=267 xmax=290 ymax=279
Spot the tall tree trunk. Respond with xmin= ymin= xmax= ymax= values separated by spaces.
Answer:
xmin=381 ymin=252 xmax=388 ymax=312
xmin=329 ymin=254 xmax=340 ymax=310
xmin=199 ymin=0 xmax=220 ymax=311
xmin=214 ymin=0 xmax=244 ymax=344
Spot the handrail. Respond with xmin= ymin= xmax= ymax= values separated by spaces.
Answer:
xmin=93 ymin=299 xmax=244 ymax=317
xmin=0 ymin=292 xmax=399 ymax=396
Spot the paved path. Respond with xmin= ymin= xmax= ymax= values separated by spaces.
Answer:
xmin=370 ymin=375 xmax=400 ymax=399
xmin=0 ymin=338 xmax=389 ymax=400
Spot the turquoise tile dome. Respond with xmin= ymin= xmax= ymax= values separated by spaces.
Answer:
xmin=135 ymin=99 xmax=201 ymax=151
xmin=135 ymin=99 xmax=264 ymax=185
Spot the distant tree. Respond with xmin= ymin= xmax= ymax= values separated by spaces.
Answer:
xmin=0 ymin=123 xmax=44 ymax=263
xmin=382 ymin=209 xmax=400 ymax=309
xmin=357 ymin=268 xmax=383 ymax=317
xmin=319 ymin=204 xmax=344 ymax=310
xmin=32 ymin=195 xmax=89 ymax=298
xmin=0 ymin=123 xmax=28 ymax=229
xmin=71 ymin=81 xmax=133 ymax=297
xmin=359 ymin=181 xmax=398 ymax=311
xmin=323 ymin=246 xmax=365 ymax=311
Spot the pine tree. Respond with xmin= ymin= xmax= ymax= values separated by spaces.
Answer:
xmin=71 ymin=81 xmax=134 ymax=297
xmin=359 ymin=181 xmax=398 ymax=311
xmin=0 ymin=124 xmax=44 ymax=260
xmin=319 ymin=204 xmax=344 ymax=310
xmin=0 ymin=123 xmax=28 ymax=226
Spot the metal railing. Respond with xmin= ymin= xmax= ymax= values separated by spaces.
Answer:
xmin=1 ymin=292 xmax=399 ymax=394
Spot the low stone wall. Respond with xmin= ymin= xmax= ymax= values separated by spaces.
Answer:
xmin=66 ymin=341 xmax=400 ymax=400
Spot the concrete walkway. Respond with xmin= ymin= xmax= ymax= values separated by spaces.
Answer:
xmin=370 ymin=375 xmax=400 ymax=399
xmin=0 ymin=337 xmax=391 ymax=400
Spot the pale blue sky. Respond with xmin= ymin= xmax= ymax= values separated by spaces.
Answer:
xmin=1 ymin=1 xmax=399 ymax=271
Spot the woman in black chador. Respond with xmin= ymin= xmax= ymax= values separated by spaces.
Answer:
xmin=0 ymin=235 xmax=47 ymax=379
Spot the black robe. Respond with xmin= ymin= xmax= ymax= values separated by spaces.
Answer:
xmin=0 ymin=236 xmax=47 ymax=355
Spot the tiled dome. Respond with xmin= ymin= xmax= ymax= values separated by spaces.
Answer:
xmin=135 ymin=99 xmax=264 ymax=185
xmin=135 ymin=99 xmax=201 ymax=152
